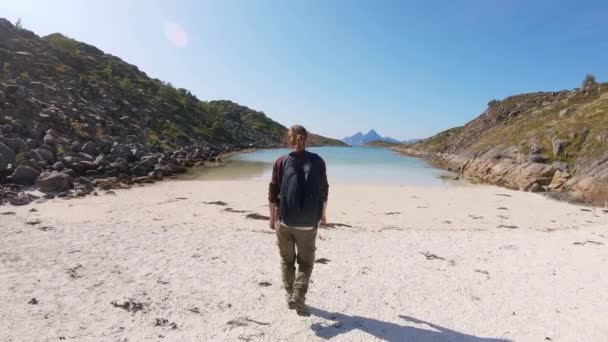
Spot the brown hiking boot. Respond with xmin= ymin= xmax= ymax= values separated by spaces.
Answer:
xmin=294 ymin=301 xmax=310 ymax=316
xmin=291 ymin=290 xmax=309 ymax=316
xmin=286 ymin=290 xmax=296 ymax=310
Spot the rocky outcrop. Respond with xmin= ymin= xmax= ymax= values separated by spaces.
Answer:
xmin=0 ymin=18 xmax=343 ymax=205
xmin=398 ymin=84 xmax=608 ymax=206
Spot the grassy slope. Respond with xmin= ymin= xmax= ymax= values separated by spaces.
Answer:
xmin=411 ymin=84 xmax=608 ymax=172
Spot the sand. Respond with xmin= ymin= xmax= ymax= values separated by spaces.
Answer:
xmin=1 ymin=179 xmax=607 ymax=341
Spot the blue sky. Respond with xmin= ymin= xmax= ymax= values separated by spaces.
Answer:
xmin=2 ymin=1 xmax=607 ymax=140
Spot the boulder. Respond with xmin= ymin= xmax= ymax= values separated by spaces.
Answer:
xmin=70 ymin=141 xmax=83 ymax=152
xmin=110 ymin=144 xmax=132 ymax=160
xmin=130 ymin=164 xmax=151 ymax=177
xmin=63 ymin=152 xmax=94 ymax=163
xmin=0 ymin=141 xmax=16 ymax=163
xmin=8 ymin=193 xmax=37 ymax=206
xmin=34 ymin=148 xmax=55 ymax=163
xmin=1 ymin=138 xmax=29 ymax=154
xmin=0 ymin=154 xmax=7 ymax=172
xmin=529 ymin=183 xmax=545 ymax=193
xmin=81 ymin=142 xmax=98 ymax=156
xmin=36 ymin=172 xmax=73 ymax=193
xmin=10 ymin=166 xmax=41 ymax=185
xmin=43 ymin=133 xmax=56 ymax=146
xmin=552 ymin=138 xmax=568 ymax=157
xmin=53 ymin=161 xmax=65 ymax=171
xmin=528 ymin=155 xmax=549 ymax=163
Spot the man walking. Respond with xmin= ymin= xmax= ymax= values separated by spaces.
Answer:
xmin=268 ymin=125 xmax=329 ymax=316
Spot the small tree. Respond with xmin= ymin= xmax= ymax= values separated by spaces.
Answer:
xmin=15 ymin=18 xmax=23 ymax=30
xmin=583 ymin=73 xmax=597 ymax=88
xmin=488 ymin=99 xmax=499 ymax=107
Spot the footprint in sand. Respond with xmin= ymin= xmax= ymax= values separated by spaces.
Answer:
xmin=497 ymin=207 xmax=509 ymax=210
xmin=474 ymin=269 xmax=490 ymax=279
xmin=497 ymin=224 xmax=518 ymax=229
xmin=573 ymin=241 xmax=604 ymax=246
xmin=468 ymin=215 xmax=483 ymax=220
xmin=246 ymin=213 xmax=269 ymax=220
xmin=258 ymin=281 xmax=272 ymax=287
xmin=111 ymin=300 xmax=147 ymax=313
xmin=203 ymin=201 xmax=228 ymax=206
xmin=155 ymin=318 xmax=178 ymax=329
xmin=420 ymin=252 xmax=456 ymax=266
xmin=66 ymin=264 xmax=84 ymax=279
xmin=222 ymin=207 xmax=248 ymax=213
xmin=385 ymin=212 xmax=401 ymax=215
xmin=315 ymin=258 xmax=331 ymax=264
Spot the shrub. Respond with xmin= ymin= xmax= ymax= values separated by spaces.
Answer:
xmin=118 ymin=77 xmax=132 ymax=92
xmin=583 ymin=73 xmax=597 ymax=87
xmin=15 ymin=152 xmax=29 ymax=165
xmin=15 ymin=18 xmax=23 ymax=30
xmin=47 ymin=35 xmax=79 ymax=56
xmin=102 ymin=62 xmax=113 ymax=80
xmin=488 ymin=99 xmax=499 ymax=107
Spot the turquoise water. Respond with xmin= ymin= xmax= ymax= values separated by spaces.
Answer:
xmin=187 ymin=146 xmax=454 ymax=186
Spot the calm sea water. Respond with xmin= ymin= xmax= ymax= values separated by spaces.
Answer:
xmin=185 ymin=146 xmax=454 ymax=186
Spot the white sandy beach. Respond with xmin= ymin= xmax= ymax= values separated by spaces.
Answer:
xmin=1 ymin=179 xmax=607 ymax=341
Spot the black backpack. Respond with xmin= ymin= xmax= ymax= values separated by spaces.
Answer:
xmin=279 ymin=151 xmax=323 ymax=227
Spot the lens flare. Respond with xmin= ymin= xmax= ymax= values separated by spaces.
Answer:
xmin=163 ymin=21 xmax=188 ymax=48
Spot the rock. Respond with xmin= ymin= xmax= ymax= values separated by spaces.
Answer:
xmin=74 ymin=177 xmax=94 ymax=194
xmin=548 ymin=170 xmax=568 ymax=190
xmin=53 ymin=161 xmax=65 ymax=171
xmin=528 ymin=155 xmax=549 ymax=163
xmin=10 ymin=166 xmax=41 ymax=185
xmin=64 ymin=169 xmax=77 ymax=178
xmin=81 ymin=142 xmax=98 ymax=156
xmin=139 ymin=155 xmax=159 ymax=168
xmin=64 ymin=152 xmax=94 ymax=163
xmin=43 ymin=133 xmax=56 ymax=146
xmin=529 ymin=183 xmax=545 ymax=193
xmin=110 ymin=144 xmax=132 ymax=160
xmin=130 ymin=164 xmax=150 ymax=177
xmin=0 ymin=154 xmax=7 ymax=172
xmin=552 ymin=138 xmax=568 ymax=157
xmin=530 ymin=144 xmax=542 ymax=156
xmin=553 ymin=161 xmax=568 ymax=172
xmin=8 ymin=193 xmax=37 ymax=206
xmin=1 ymin=138 xmax=29 ymax=154
xmin=157 ymin=164 xmax=175 ymax=176
xmin=0 ymin=141 xmax=16 ymax=163
xmin=70 ymin=141 xmax=83 ymax=152
xmin=36 ymin=172 xmax=73 ymax=193
xmin=33 ymin=148 xmax=55 ymax=163
xmin=109 ymin=160 xmax=129 ymax=173
xmin=94 ymin=154 xmax=111 ymax=166
xmin=133 ymin=176 xmax=154 ymax=184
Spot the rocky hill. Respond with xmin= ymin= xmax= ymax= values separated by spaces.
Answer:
xmin=0 ymin=18 xmax=342 ymax=205
xmin=398 ymin=81 xmax=608 ymax=206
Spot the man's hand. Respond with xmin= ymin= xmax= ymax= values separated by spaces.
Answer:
xmin=269 ymin=202 xmax=278 ymax=230
xmin=319 ymin=215 xmax=327 ymax=228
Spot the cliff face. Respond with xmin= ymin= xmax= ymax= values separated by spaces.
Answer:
xmin=398 ymin=83 xmax=608 ymax=206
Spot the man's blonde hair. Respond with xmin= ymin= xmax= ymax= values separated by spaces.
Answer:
xmin=288 ymin=125 xmax=308 ymax=148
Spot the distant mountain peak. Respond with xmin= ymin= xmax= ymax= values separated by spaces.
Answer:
xmin=342 ymin=129 xmax=400 ymax=146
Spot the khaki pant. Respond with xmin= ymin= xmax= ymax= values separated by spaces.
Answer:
xmin=275 ymin=224 xmax=317 ymax=302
